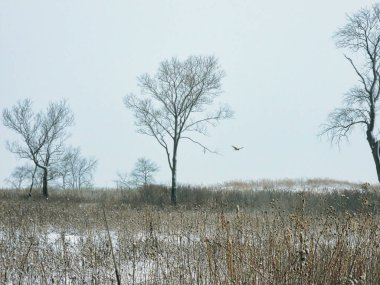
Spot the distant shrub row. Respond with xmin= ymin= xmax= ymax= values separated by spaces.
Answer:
xmin=1 ymin=183 xmax=379 ymax=215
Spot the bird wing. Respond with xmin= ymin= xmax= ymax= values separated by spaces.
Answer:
xmin=232 ymin=145 xmax=244 ymax=150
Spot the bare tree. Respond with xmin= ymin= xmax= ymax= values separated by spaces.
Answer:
xmin=5 ymin=164 xmax=35 ymax=189
xmin=321 ymin=4 xmax=380 ymax=182
xmin=2 ymin=99 xmax=74 ymax=197
xmin=124 ymin=55 xmax=233 ymax=205
xmin=5 ymin=164 xmax=46 ymax=191
xmin=130 ymin=157 xmax=159 ymax=187
xmin=114 ymin=172 xmax=130 ymax=190
xmin=57 ymin=147 xmax=97 ymax=190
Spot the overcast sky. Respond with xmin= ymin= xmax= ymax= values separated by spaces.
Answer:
xmin=0 ymin=0 xmax=378 ymax=188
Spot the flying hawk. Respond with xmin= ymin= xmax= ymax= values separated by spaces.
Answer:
xmin=232 ymin=145 xmax=244 ymax=151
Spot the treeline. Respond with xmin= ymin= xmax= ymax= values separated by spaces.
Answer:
xmin=2 ymin=99 xmax=98 ymax=196
xmin=6 ymin=147 xmax=97 ymax=191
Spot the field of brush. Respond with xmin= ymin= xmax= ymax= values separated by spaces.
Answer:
xmin=1 ymin=179 xmax=380 ymax=284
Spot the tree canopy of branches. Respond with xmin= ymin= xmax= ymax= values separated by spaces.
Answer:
xmin=114 ymin=172 xmax=130 ymax=190
xmin=5 ymin=148 xmax=97 ymax=191
xmin=124 ymin=55 xmax=233 ymax=205
xmin=56 ymin=147 xmax=98 ymax=190
xmin=2 ymin=99 xmax=74 ymax=197
xmin=5 ymin=164 xmax=37 ymax=189
xmin=321 ymin=4 xmax=380 ymax=182
xmin=130 ymin=157 xmax=159 ymax=187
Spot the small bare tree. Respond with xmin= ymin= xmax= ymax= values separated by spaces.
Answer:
xmin=130 ymin=157 xmax=159 ymax=187
xmin=321 ymin=4 xmax=380 ymax=182
xmin=2 ymin=99 xmax=74 ymax=197
xmin=124 ymin=56 xmax=233 ymax=205
xmin=5 ymin=164 xmax=46 ymax=190
xmin=114 ymin=172 xmax=130 ymax=190
xmin=57 ymin=147 xmax=97 ymax=190
xmin=5 ymin=164 xmax=35 ymax=189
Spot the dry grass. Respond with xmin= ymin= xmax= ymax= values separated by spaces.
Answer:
xmin=0 ymin=180 xmax=379 ymax=284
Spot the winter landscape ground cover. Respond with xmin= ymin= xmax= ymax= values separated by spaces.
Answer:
xmin=0 ymin=179 xmax=379 ymax=284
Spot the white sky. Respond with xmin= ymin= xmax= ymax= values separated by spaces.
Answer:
xmin=0 ymin=0 xmax=378 ymax=187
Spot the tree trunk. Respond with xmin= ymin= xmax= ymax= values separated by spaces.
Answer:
xmin=42 ymin=167 xmax=48 ymax=198
xmin=369 ymin=141 xmax=380 ymax=182
xmin=28 ymin=165 xmax=38 ymax=197
xmin=367 ymin=130 xmax=380 ymax=182
xmin=171 ymin=164 xmax=177 ymax=206
xmin=171 ymin=139 xmax=179 ymax=205
xmin=171 ymin=166 xmax=177 ymax=206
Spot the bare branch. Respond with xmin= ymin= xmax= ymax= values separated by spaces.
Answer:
xmin=320 ymin=107 xmax=368 ymax=145
xmin=180 ymin=136 xmax=219 ymax=154
xmin=182 ymin=105 xmax=233 ymax=134
xmin=344 ymin=55 xmax=371 ymax=93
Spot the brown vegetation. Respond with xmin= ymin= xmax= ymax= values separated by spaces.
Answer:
xmin=0 ymin=180 xmax=379 ymax=284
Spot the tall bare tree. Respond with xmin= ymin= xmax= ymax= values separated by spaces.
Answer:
xmin=2 ymin=99 xmax=74 ymax=197
xmin=124 ymin=56 xmax=233 ymax=205
xmin=130 ymin=157 xmax=159 ymax=187
xmin=321 ymin=4 xmax=380 ymax=182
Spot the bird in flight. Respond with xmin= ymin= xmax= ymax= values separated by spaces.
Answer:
xmin=232 ymin=145 xmax=244 ymax=151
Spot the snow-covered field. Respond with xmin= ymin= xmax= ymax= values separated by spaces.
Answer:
xmin=0 ymin=227 xmax=205 ymax=284
xmin=219 ymin=178 xmax=365 ymax=192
